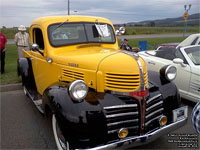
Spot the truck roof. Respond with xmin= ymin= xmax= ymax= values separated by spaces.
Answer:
xmin=31 ymin=15 xmax=112 ymax=27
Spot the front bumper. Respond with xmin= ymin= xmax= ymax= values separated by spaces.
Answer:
xmin=81 ymin=118 xmax=187 ymax=150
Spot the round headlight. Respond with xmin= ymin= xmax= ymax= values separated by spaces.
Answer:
xmin=160 ymin=65 xmax=177 ymax=81
xmin=69 ymin=80 xmax=88 ymax=102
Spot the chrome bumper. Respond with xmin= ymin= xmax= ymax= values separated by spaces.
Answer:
xmin=84 ymin=118 xmax=187 ymax=150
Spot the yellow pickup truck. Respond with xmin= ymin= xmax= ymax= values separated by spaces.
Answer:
xmin=18 ymin=15 xmax=188 ymax=150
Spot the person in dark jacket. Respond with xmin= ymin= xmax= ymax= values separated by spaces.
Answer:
xmin=120 ymin=39 xmax=140 ymax=52
xmin=120 ymin=39 xmax=132 ymax=51
xmin=0 ymin=32 xmax=7 ymax=74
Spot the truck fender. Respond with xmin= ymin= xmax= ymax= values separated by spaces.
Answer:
xmin=148 ymin=70 xmax=181 ymax=111
xmin=17 ymin=58 xmax=29 ymax=77
xmin=42 ymin=85 xmax=111 ymax=146
xmin=42 ymin=85 xmax=101 ymax=119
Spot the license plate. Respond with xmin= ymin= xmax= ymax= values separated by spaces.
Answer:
xmin=173 ymin=106 xmax=188 ymax=122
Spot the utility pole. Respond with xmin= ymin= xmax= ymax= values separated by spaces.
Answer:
xmin=183 ymin=4 xmax=191 ymax=37
xmin=68 ymin=0 xmax=70 ymax=15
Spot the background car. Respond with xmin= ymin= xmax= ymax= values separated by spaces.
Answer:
xmin=139 ymin=45 xmax=200 ymax=102
xmin=156 ymin=33 xmax=200 ymax=50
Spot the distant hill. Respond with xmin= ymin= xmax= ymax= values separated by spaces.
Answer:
xmin=126 ymin=13 xmax=200 ymax=26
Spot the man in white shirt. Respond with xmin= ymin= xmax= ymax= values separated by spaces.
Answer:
xmin=14 ymin=25 xmax=30 ymax=58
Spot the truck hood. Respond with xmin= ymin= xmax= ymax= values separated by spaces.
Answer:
xmin=52 ymin=46 xmax=147 ymax=73
xmin=52 ymin=46 xmax=148 ymax=92
xmin=52 ymin=46 xmax=121 ymax=70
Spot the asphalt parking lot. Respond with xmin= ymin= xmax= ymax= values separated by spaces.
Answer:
xmin=1 ymin=88 xmax=199 ymax=149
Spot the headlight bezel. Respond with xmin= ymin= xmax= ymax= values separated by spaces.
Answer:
xmin=68 ymin=80 xmax=88 ymax=102
xmin=160 ymin=65 xmax=177 ymax=81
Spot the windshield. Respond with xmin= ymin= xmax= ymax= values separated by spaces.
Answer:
xmin=48 ymin=22 xmax=116 ymax=46
xmin=184 ymin=46 xmax=200 ymax=65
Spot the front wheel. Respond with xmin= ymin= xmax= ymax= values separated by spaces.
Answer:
xmin=52 ymin=114 xmax=70 ymax=150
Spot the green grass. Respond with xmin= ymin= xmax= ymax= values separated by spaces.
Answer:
xmin=0 ymin=44 xmax=21 ymax=85
xmin=0 ymin=36 xmax=185 ymax=84
xmin=116 ymin=26 xmax=199 ymax=35
xmin=1 ymin=26 xmax=199 ymax=39
xmin=124 ymin=37 xmax=186 ymax=49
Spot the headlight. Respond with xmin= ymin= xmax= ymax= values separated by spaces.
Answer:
xmin=160 ymin=65 xmax=177 ymax=81
xmin=69 ymin=80 xmax=88 ymax=102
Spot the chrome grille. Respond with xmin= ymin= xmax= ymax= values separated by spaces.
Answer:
xmin=104 ymin=103 xmax=139 ymax=137
xmin=105 ymin=73 xmax=140 ymax=91
xmin=62 ymin=69 xmax=84 ymax=81
xmin=145 ymin=93 xmax=163 ymax=131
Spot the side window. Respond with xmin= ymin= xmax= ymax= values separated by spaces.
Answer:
xmin=33 ymin=28 xmax=44 ymax=50
xmin=175 ymin=49 xmax=188 ymax=64
xmin=191 ymin=37 xmax=199 ymax=45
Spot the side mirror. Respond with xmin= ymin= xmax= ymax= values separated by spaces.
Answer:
xmin=115 ymin=26 xmax=125 ymax=35
xmin=119 ymin=27 xmax=125 ymax=34
xmin=31 ymin=43 xmax=43 ymax=56
xmin=173 ymin=58 xmax=186 ymax=67
xmin=31 ymin=43 xmax=39 ymax=51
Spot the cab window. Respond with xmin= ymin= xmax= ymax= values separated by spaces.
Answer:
xmin=33 ymin=28 xmax=44 ymax=50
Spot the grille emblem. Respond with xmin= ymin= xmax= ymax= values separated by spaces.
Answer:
xmin=130 ymin=89 xmax=149 ymax=98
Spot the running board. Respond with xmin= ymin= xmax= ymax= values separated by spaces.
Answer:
xmin=24 ymin=86 xmax=44 ymax=114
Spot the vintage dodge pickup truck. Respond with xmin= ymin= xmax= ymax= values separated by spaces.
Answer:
xmin=18 ymin=15 xmax=188 ymax=149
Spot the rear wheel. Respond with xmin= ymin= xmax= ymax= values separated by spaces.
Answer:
xmin=52 ymin=114 xmax=70 ymax=150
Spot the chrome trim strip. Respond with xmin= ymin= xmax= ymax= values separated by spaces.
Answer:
xmin=137 ymin=60 xmax=145 ymax=91
xmin=146 ymin=108 xmax=164 ymax=119
xmin=106 ymin=112 xmax=138 ymax=119
xmin=190 ymin=86 xmax=199 ymax=90
xmin=145 ymin=115 xmax=162 ymax=126
xmin=104 ymin=104 xmax=137 ymax=110
xmin=121 ymin=51 xmax=147 ymax=131
xmin=146 ymin=101 xmax=163 ymax=112
xmin=191 ymin=81 xmax=200 ymax=86
xmin=107 ymin=119 xmax=139 ymax=127
xmin=146 ymin=94 xmax=162 ymax=104
xmin=81 ymin=118 xmax=187 ymax=150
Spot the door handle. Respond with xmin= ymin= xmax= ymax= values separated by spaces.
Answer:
xmin=148 ymin=61 xmax=155 ymax=65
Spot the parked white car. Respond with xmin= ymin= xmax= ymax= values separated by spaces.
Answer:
xmin=139 ymin=45 xmax=200 ymax=102
xmin=156 ymin=33 xmax=200 ymax=50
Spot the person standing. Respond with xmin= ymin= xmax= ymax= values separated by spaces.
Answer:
xmin=14 ymin=25 xmax=30 ymax=58
xmin=0 ymin=32 xmax=7 ymax=74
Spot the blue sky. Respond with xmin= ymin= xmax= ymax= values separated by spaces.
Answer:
xmin=0 ymin=0 xmax=199 ymax=27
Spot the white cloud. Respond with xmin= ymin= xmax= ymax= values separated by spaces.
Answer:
xmin=0 ymin=0 xmax=199 ymax=27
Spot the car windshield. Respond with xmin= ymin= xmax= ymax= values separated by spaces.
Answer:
xmin=184 ymin=46 xmax=200 ymax=65
xmin=146 ymin=47 xmax=177 ymax=60
xmin=48 ymin=23 xmax=115 ymax=46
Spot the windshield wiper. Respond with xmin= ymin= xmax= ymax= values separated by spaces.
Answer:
xmin=52 ymin=18 xmax=69 ymax=32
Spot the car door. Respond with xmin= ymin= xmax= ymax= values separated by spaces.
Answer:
xmin=181 ymin=45 xmax=200 ymax=102
xmin=189 ymin=66 xmax=200 ymax=102
xmin=30 ymin=27 xmax=48 ymax=94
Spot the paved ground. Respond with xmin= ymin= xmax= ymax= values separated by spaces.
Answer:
xmin=1 ymin=90 xmax=57 ymax=149
xmin=1 ymin=89 xmax=199 ymax=149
